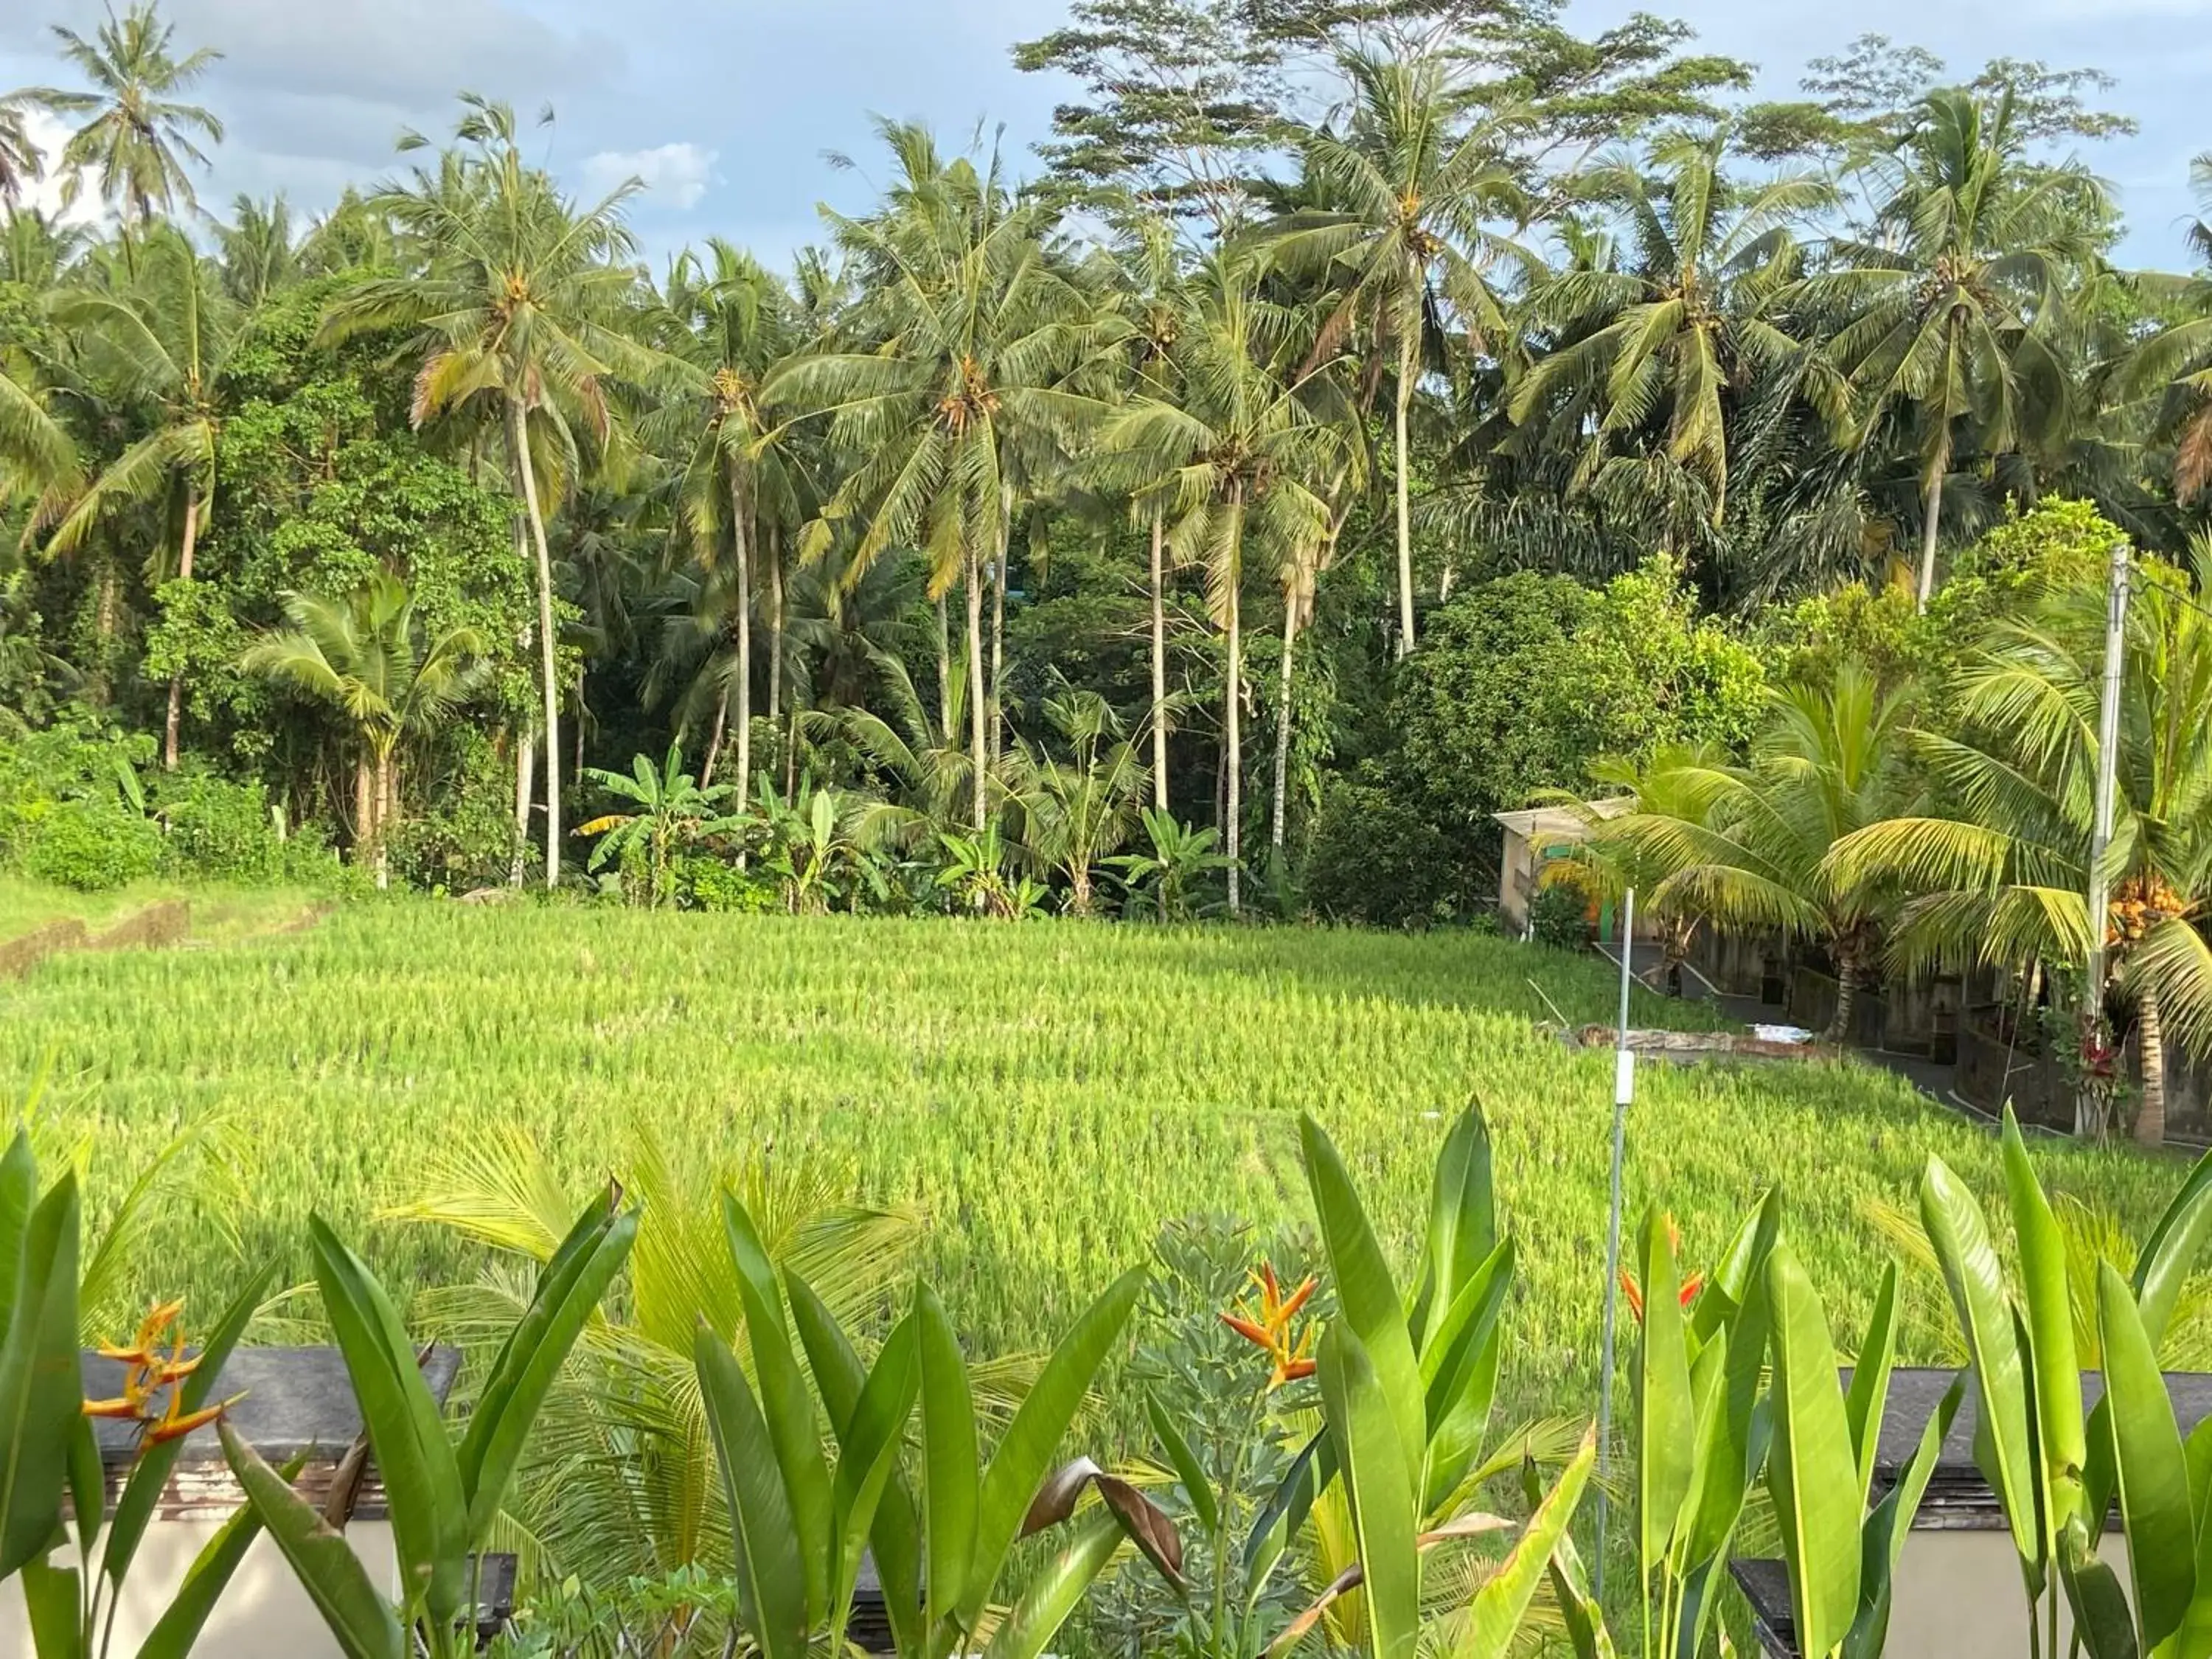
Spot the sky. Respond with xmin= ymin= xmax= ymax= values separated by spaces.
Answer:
xmin=3 ymin=0 xmax=2209 ymax=271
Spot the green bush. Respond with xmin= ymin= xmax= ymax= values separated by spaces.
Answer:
xmin=21 ymin=797 xmax=164 ymax=890
xmin=679 ymin=855 xmax=779 ymax=914
xmin=1301 ymin=776 xmax=1472 ymax=928
xmin=1528 ymin=876 xmax=1593 ymax=950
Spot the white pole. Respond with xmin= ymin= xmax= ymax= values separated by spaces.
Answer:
xmin=1593 ymin=886 xmax=1635 ymax=1599
xmin=2080 ymin=540 xmax=2131 ymax=1138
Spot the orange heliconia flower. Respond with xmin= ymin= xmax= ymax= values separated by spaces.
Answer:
xmin=1618 ymin=1217 xmax=1705 ymax=1326
xmin=83 ymin=1298 xmax=243 ymax=1454
xmin=1221 ymin=1261 xmax=1321 ymax=1389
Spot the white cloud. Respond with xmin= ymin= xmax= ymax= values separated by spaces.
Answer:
xmin=13 ymin=110 xmax=114 ymax=230
xmin=582 ymin=141 xmax=716 ymax=209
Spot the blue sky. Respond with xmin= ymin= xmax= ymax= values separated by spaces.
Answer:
xmin=3 ymin=0 xmax=2208 ymax=270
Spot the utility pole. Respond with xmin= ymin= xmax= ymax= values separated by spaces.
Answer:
xmin=2079 ymin=540 xmax=2132 ymax=1139
xmin=1593 ymin=886 xmax=1635 ymax=1600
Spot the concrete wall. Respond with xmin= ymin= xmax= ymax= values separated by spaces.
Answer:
xmin=0 ymin=1518 xmax=397 ymax=1656
xmin=1890 ymin=1527 xmax=2129 ymax=1657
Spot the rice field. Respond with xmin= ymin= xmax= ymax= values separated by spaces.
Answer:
xmin=0 ymin=889 xmax=2185 ymax=1427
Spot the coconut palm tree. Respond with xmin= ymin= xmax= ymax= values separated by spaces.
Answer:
xmin=323 ymin=94 xmax=664 ymax=887
xmin=240 ymin=574 xmax=489 ymax=887
xmin=17 ymin=1 xmax=223 ymax=243
xmin=216 ymin=193 xmax=299 ymax=309
xmin=1011 ymin=678 xmax=1150 ymax=916
xmin=1509 ymin=123 xmax=1832 ymax=526
xmin=1099 ymin=256 xmax=1352 ymax=914
xmin=1265 ymin=49 xmax=1528 ymax=656
xmin=766 ymin=124 xmax=1108 ymax=832
xmin=1827 ymin=555 xmax=2212 ymax=1144
xmin=2110 ymin=153 xmax=2212 ymax=503
xmin=1809 ymin=88 xmax=2108 ymax=609
xmin=42 ymin=224 xmax=235 ymax=768
xmin=651 ymin=240 xmax=804 ymax=793
xmin=1580 ymin=661 xmax=1918 ymax=1041
xmin=0 ymin=97 xmax=44 ymax=210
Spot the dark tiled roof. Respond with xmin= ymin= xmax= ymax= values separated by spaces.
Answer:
xmin=1856 ymin=1367 xmax=2212 ymax=1523
xmin=1729 ymin=1559 xmax=1795 ymax=1658
xmin=80 ymin=1343 xmax=462 ymax=1467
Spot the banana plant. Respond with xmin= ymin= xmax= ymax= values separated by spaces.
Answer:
xmin=707 ymin=1189 xmax=1177 ymax=1659
xmin=1918 ymin=1110 xmax=2212 ymax=1659
xmin=220 ymin=1188 xmax=637 ymax=1659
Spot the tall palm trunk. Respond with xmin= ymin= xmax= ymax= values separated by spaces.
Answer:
xmin=2136 ymin=986 xmax=2168 ymax=1147
xmin=509 ymin=725 xmax=534 ymax=886
xmin=353 ymin=754 xmax=375 ymax=874
xmin=1916 ymin=466 xmax=1944 ymax=613
xmin=1271 ymin=590 xmax=1299 ymax=852
xmin=162 ymin=488 xmax=201 ymax=771
xmin=1225 ymin=484 xmax=1245 ymax=916
xmin=1826 ymin=956 xmax=1858 ymax=1046
xmin=966 ymin=547 xmax=989 ymax=833
xmin=990 ymin=500 xmax=1009 ymax=766
xmin=936 ymin=595 xmax=953 ymax=742
xmin=1150 ymin=504 xmax=1169 ymax=811
xmin=375 ymin=745 xmax=397 ymax=891
xmin=1393 ymin=330 xmax=1416 ymax=658
xmin=507 ymin=396 xmax=563 ymax=888
xmin=772 ymin=523 xmax=786 ymax=706
xmin=700 ymin=693 xmax=727 ymax=787
xmin=731 ymin=476 xmax=753 ymax=794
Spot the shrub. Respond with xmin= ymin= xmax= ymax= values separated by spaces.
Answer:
xmin=1528 ymin=874 xmax=1593 ymax=950
xmin=21 ymin=797 xmax=163 ymax=890
xmin=680 ymin=855 xmax=779 ymax=914
xmin=1302 ymin=776 xmax=1472 ymax=928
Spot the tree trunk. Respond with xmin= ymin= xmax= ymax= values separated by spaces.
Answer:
xmin=1150 ymin=505 xmax=1169 ymax=812
xmin=768 ymin=525 xmax=785 ymax=734
xmin=1825 ymin=956 xmax=1857 ymax=1046
xmin=700 ymin=692 xmax=727 ymax=787
xmin=1225 ymin=484 xmax=1245 ymax=916
xmin=375 ymin=746 xmax=396 ymax=891
xmin=967 ymin=546 xmax=989 ymax=833
xmin=990 ymin=500 xmax=1009 ymax=767
xmin=731 ymin=476 xmax=753 ymax=795
xmin=1916 ymin=467 xmax=1944 ymax=613
xmin=2136 ymin=985 xmax=2168 ymax=1147
xmin=354 ymin=754 xmax=374 ymax=873
xmin=1070 ymin=866 xmax=1092 ymax=919
xmin=162 ymin=488 xmax=201 ymax=771
xmin=936 ymin=594 xmax=953 ymax=742
xmin=510 ymin=727 xmax=535 ymax=887
xmin=1394 ymin=331 xmax=1416 ymax=658
xmin=507 ymin=397 xmax=563 ymax=889
xmin=1271 ymin=592 xmax=1298 ymax=852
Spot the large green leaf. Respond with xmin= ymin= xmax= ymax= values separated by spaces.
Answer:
xmin=2098 ymin=1262 xmax=2194 ymax=1650
xmin=1920 ymin=1155 xmax=2040 ymax=1583
xmin=2177 ymin=1416 xmax=2212 ymax=1659
xmin=1523 ymin=1459 xmax=1617 ymax=1659
xmin=2134 ymin=1143 xmax=2212 ymax=1344
xmin=827 ymin=1315 xmax=921 ymax=1654
xmin=220 ymin=1423 xmax=404 ymax=1659
xmin=1844 ymin=1373 xmax=1963 ymax=1659
xmin=1690 ymin=1187 xmax=1781 ymax=1346
xmin=1636 ymin=1207 xmax=1696 ymax=1582
xmin=135 ymin=1450 xmax=310 ymax=1659
xmin=1242 ymin=1428 xmax=1333 ymax=1602
xmin=1456 ymin=1427 xmax=1596 ymax=1659
xmin=723 ymin=1192 xmax=831 ymax=1626
xmin=105 ymin=1261 xmax=277 ymax=1594
xmin=694 ymin=1320 xmax=808 ymax=1659
xmin=963 ymin=1267 xmax=1144 ymax=1630
xmin=454 ymin=1194 xmax=634 ymax=1546
xmin=787 ymin=1272 xmax=923 ymax=1659
xmin=2060 ymin=1515 xmax=2140 ymax=1659
xmin=1418 ymin=1237 xmax=1513 ymax=1516
xmin=0 ymin=1134 xmax=39 ymax=1366
xmin=0 ymin=1172 xmax=80 ymax=1579
xmin=1301 ymin=1115 xmax=1425 ymax=1496
xmin=21 ymin=1551 xmax=80 ymax=1659
xmin=915 ymin=1280 xmax=978 ymax=1643
xmin=978 ymin=1509 xmax=1124 ymax=1659
xmin=2003 ymin=1109 xmax=2085 ymax=1546
xmin=1843 ymin=1264 xmax=1899 ymax=1510
xmin=1413 ymin=1104 xmax=1495 ymax=1352
xmin=1765 ymin=1242 xmax=1863 ymax=1659
xmin=1318 ymin=1324 xmax=1420 ymax=1659
xmin=308 ymin=1217 xmax=465 ymax=1627
xmin=1147 ymin=1389 xmax=1218 ymax=1536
